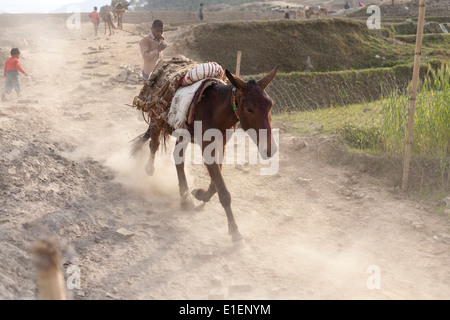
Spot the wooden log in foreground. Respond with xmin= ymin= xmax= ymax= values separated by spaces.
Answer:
xmin=32 ymin=239 xmax=67 ymax=300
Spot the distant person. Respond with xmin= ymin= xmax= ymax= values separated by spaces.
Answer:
xmin=284 ymin=6 xmax=290 ymax=19
xmin=2 ymin=48 xmax=28 ymax=102
xmin=89 ymin=7 xmax=100 ymax=37
xmin=358 ymin=1 xmax=365 ymax=7
xmin=345 ymin=1 xmax=351 ymax=9
xmin=115 ymin=2 xmax=126 ymax=30
xmin=139 ymin=20 xmax=168 ymax=80
xmin=199 ymin=3 xmax=204 ymax=21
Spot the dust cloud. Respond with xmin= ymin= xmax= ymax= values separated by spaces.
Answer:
xmin=0 ymin=15 xmax=449 ymax=301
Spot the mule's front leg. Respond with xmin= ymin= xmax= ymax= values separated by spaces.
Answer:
xmin=206 ymin=163 xmax=242 ymax=242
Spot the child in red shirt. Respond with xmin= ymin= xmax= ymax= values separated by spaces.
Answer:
xmin=2 ymin=48 xmax=28 ymax=102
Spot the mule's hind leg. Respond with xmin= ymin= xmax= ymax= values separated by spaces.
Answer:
xmin=145 ymin=126 xmax=162 ymax=176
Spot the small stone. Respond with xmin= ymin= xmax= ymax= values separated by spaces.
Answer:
xmin=292 ymin=138 xmax=308 ymax=151
xmin=115 ymin=228 xmax=135 ymax=239
xmin=307 ymin=188 xmax=320 ymax=198
xmin=18 ymin=99 xmax=39 ymax=104
xmin=412 ymin=221 xmax=424 ymax=230
xmin=228 ymin=284 xmax=252 ymax=294
xmin=210 ymin=276 xmax=224 ymax=287
xmin=127 ymin=74 xmax=139 ymax=83
xmin=79 ymin=112 xmax=93 ymax=120
xmin=208 ymin=290 xmax=227 ymax=300
xmin=297 ymin=178 xmax=312 ymax=185
xmin=197 ymin=251 xmax=214 ymax=260
xmin=77 ymin=290 xmax=85 ymax=297
xmin=93 ymin=72 xmax=110 ymax=78
xmin=253 ymin=194 xmax=266 ymax=202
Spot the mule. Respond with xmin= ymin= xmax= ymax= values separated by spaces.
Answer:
xmin=99 ymin=6 xmax=116 ymax=36
xmin=132 ymin=67 xmax=279 ymax=243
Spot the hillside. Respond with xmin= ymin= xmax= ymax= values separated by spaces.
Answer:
xmin=170 ymin=18 xmax=443 ymax=75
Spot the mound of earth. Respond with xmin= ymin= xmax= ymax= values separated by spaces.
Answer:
xmin=172 ymin=18 xmax=398 ymax=74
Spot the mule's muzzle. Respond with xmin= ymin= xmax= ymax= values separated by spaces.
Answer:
xmin=261 ymin=142 xmax=278 ymax=160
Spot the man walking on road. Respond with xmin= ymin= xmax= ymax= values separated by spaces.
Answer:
xmin=89 ymin=7 xmax=100 ymax=37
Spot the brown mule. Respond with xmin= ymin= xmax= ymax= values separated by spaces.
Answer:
xmin=132 ymin=67 xmax=279 ymax=242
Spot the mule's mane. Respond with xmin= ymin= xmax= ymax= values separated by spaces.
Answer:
xmin=247 ymin=79 xmax=258 ymax=88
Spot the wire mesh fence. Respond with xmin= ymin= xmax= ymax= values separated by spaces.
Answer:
xmin=252 ymin=63 xmax=449 ymax=192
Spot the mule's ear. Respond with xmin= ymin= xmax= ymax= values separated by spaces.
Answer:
xmin=258 ymin=66 xmax=280 ymax=89
xmin=225 ymin=69 xmax=247 ymax=91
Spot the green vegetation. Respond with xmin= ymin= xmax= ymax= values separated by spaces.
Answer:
xmin=254 ymin=60 xmax=444 ymax=113
xmin=186 ymin=18 xmax=447 ymax=76
xmin=273 ymin=63 xmax=449 ymax=190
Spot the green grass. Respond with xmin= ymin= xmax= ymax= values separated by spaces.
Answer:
xmin=273 ymin=100 xmax=383 ymax=137
xmin=273 ymin=63 xmax=449 ymax=190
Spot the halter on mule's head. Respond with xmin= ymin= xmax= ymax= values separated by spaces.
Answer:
xmin=225 ymin=67 xmax=279 ymax=159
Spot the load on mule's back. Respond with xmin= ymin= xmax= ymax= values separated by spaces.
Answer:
xmin=129 ymin=56 xmax=279 ymax=243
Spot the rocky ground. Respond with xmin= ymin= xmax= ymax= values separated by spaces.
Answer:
xmin=0 ymin=19 xmax=449 ymax=300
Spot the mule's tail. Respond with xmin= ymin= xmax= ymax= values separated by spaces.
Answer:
xmin=130 ymin=126 xmax=151 ymax=158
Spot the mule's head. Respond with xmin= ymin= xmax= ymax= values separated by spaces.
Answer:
xmin=225 ymin=67 xmax=279 ymax=159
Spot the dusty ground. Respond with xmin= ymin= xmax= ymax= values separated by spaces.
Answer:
xmin=0 ymin=19 xmax=449 ymax=300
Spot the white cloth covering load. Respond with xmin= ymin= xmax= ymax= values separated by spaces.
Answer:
xmin=181 ymin=62 xmax=224 ymax=86
xmin=167 ymin=78 xmax=226 ymax=130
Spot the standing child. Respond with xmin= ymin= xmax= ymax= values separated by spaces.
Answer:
xmin=2 ymin=48 xmax=28 ymax=102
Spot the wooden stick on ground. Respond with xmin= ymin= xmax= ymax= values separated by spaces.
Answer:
xmin=32 ymin=239 xmax=67 ymax=300
xmin=402 ymin=0 xmax=427 ymax=191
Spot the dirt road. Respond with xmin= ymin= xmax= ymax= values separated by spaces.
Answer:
xmin=0 ymin=20 xmax=449 ymax=300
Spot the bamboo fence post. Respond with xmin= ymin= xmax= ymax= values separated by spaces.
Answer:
xmin=32 ymin=239 xmax=67 ymax=300
xmin=236 ymin=51 xmax=242 ymax=77
xmin=402 ymin=0 xmax=427 ymax=191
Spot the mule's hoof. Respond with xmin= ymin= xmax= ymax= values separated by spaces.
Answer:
xmin=181 ymin=192 xmax=206 ymax=211
xmin=192 ymin=188 xmax=210 ymax=202
xmin=181 ymin=192 xmax=197 ymax=211
xmin=232 ymin=237 xmax=246 ymax=249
